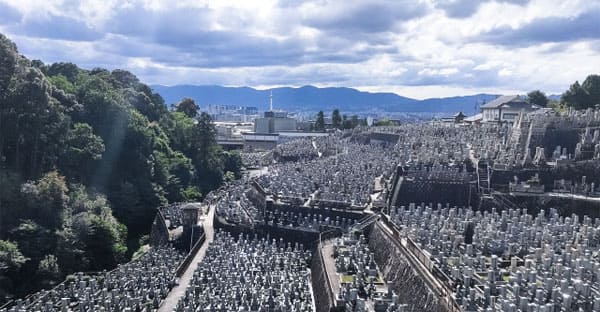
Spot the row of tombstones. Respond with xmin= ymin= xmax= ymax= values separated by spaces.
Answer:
xmin=1 ymin=247 xmax=184 ymax=312
xmin=388 ymin=203 xmax=600 ymax=311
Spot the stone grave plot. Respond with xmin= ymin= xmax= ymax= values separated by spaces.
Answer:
xmin=328 ymin=232 xmax=408 ymax=312
xmin=388 ymin=203 xmax=600 ymax=311
xmin=1 ymin=247 xmax=185 ymax=312
xmin=173 ymin=231 xmax=314 ymax=312
xmin=265 ymin=209 xmax=356 ymax=232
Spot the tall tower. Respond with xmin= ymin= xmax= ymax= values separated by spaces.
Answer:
xmin=269 ymin=90 xmax=273 ymax=111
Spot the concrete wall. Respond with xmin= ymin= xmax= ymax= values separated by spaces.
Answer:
xmin=507 ymin=194 xmax=600 ymax=219
xmin=255 ymin=118 xmax=270 ymax=133
xmin=274 ymin=117 xmax=297 ymax=132
xmin=368 ymin=222 xmax=448 ymax=312
xmin=394 ymin=179 xmax=478 ymax=208
xmin=254 ymin=117 xmax=297 ymax=133
xmin=270 ymin=203 xmax=365 ymax=223
xmin=213 ymin=213 xmax=321 ymax=248
xmin=311 ymin=246 xmax=335 ymax=312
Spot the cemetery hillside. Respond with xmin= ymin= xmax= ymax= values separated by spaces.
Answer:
xmin=0 ymin=33 xmax=241 ymax=303
xmin=3 ymin=25 xmax=600 ymax=312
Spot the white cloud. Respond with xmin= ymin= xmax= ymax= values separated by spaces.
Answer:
xmin=0 ymin=0 xmax=597 ymax=98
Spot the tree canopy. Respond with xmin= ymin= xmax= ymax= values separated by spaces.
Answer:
xmin=332 ymin=109 xmax=342 ymax=129
xmin=561 ymin=74 xmax=600 ymax=110
xmin=0 ymin=33 xmax=239 ymax=304
xmin=175 ymin=97 xmax=200 ymax=118
xmin=526 ymin=90 xmax=548 ymax=107
xmin=315 ymin=111 xmax=325 ymax=131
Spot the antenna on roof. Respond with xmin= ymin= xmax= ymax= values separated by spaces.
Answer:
xmin=269 ymin=90 xmax=273 ymax=111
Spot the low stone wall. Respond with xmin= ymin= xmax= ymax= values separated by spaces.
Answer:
xmin=150 ymin=210 xmax=169 ymax=247
xmin=213 ymin=214 xmax=321 ymax=248
xmin=311 ymin=246 xmax=334 ymax=312
xmin=271 ymin=203 xmax=365 ymax=221
xmin=175 ymin=233 xmax=206 ymax=277
xmin=368 ymin=223 xmax=447 ymax=312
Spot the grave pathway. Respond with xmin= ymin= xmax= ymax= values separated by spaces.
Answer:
xmin=158 ymin=204 xmax=215 ymax=312
xmin=321 ymin=241 xmax=341 ymax=301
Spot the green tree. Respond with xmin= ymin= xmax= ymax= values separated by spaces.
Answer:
xmin=84 ymin=215 xmax=127 ymax=270
xmin=332 ymin=109 xmax=342 ymax=129
xmin=20 ymin=171 xmax=69 ymax=229
xmin=175 ymin=97 xmax=199 ymax=118
xmin=0 ymin=240 xmax=27 ymax=272
xmin=582 ymin=74 xmax=600 ymax=107
xmin=526 ymin=90 xmax=548 ymax=107
xmin=223 ymin=151 xmax=243 ymax=179
xmin=0 ymin=240 xmax=27 ymax=302
xmin=548 ymin=99 xmax=566 ymax=112
xmin=2 ymin=66 xmax=70 ymax=178
xmin=37 ymin=254 xmax=60 ymax=288
xmin=315 ymin=111 xmax=325 ymax=131
xmin=46 ymin=62 xmax=80 ymax=82
xmin=0 ymin=33 xmax=18 ymax=96
xmin=191 ymin=113 xmax=223 ymax=193
xmin=60 ymin=123 xmax=105 ymax=182
xmin=181 ymin=186 xmax=202 ymax=201
xmin=561 ymin=81 xmax=590 ymax=110
xmin=160 ymin=111 xmax=196 ymax=154
xmin=0 ymin=33 xmax=240 ymax=303
xmin=48 ymin=74 xmax=76 ymax=94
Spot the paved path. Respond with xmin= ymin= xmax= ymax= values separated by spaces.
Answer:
xmin=159 ymin=204 xmax=215 ymax=312
xmin=321 ymin=241 xmax=340 ymax=299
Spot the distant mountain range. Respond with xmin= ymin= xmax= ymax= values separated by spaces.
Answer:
xmin=152 ymin=85 xmax=511 ymax=115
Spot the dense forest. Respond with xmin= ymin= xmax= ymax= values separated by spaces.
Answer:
xmin=0 ymin=33 xmax=241 ymax=303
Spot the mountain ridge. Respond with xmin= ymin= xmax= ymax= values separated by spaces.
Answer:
xmin=151 ymin=84 xmax=504 ymax=115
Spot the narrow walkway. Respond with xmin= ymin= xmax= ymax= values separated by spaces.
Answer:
xmin=159 ymin=204 xmax=215 ymax=312
xmin=321 ymin=241 xmax=340 ymax=299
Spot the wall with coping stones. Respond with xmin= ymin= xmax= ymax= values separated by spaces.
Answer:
xmin=368 ymin=223 xmax=447 ymax=312
xmin=213 ymin=214 xmax=321 ymax=248
xmin=311 ymin=246 xmax=334 ymax=312
xmin=271 ymin=203 xmax=365 ymax=221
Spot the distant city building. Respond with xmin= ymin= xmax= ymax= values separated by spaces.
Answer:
xmin=244 ymin=106 xmax=258 ymax=115
xmin=242 ymin=132 xmax=279 ymax=150
xmin=253 ymin=92 xmax=297 ymax=134
xmin=254 ymin=110 xmax=298 ymax=133
xmin=481 ymin=95 xmax=540 ymax=123
xmin=207 ymin=104 xmax=259 ymax=123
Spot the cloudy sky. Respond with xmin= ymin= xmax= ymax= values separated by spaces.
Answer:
xmin=0 ymin=0 xmax=598 ymax=99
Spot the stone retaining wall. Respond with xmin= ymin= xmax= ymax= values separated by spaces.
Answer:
xmin=150 ymin=210 xmax=169 ymax=247
xmin=368 ymin=223 xmax=447 ymax=312
xmin=310 ymin=246 xmax=334 ymax=312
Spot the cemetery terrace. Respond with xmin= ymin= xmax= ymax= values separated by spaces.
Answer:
xmin=7 ymin=108 xmax=600 ymax=312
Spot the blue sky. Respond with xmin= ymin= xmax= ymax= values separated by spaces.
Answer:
xmin=0 ymin=0 xmax=598 ymax=99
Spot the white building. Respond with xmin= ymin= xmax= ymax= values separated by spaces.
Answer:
xmin=481 ymin=95 xmax=541 ymax=123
